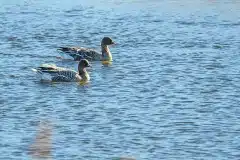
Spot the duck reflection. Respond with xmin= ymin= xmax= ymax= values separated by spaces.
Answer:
xmin=28 ymin=121 xmax=52 ymax=159
xmin=28 ymin=121 xmax=135 ymax=160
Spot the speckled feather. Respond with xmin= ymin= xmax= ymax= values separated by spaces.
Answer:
xmin=58 ymin=37 xmax=114 ymax=61
xmin=58 ymin=47 xmax=101 ymax=61
xmin=35 ymin=67 xmax=79 ymax=82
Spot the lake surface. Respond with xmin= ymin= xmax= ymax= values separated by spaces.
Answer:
xmin=0 ymin=0 xmax=240 ymax=159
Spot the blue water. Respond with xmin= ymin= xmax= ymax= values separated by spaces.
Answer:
xmin=0 ymin=0 xmax=240 ymax=159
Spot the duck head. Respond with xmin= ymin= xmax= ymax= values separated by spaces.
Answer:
xmin=78 ymin=59 xmax=91 ymax=70
xmin=101 ymin=37 xmax=115 ymax=46
xmin=78 ymin=59 xmax=91 ymax=83
xmin=78 ymin=59 xmax=91 ymax=73
xmin=82 ymin=59 xmax=91 ymax=67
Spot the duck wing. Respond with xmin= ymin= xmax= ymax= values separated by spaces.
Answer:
xmin=44 ymin=70 xmax=78 ymax=82
xmin=51 ymin=74 xmax=74 ymax=82
xmin=57 ymin=47 xmax=79 ymax=53
xmin=33 ymin=65 xmax=78 ymax=82
xmin=58 ymin=47 xmax=101 ymax=61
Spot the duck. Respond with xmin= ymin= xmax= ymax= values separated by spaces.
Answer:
xmin=57 ymin=37 xmax=115 ymax=63
xmin=32 ymin=59 xmax=90 ymax=83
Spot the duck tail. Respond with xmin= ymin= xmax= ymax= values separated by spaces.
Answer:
xmin=31 ymin=68 xmax=43 ymax=74
xmin=57 ymin=47 xmax=62 ymax=51
xmin=57 ymin=47 xmax=69 ymax=52
xmin=31 ymin=68 xmax=44 ymax=81
xmin=31 ymin=68 xmax=38 ymax=72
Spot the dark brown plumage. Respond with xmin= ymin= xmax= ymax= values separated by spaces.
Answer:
xmin=58 ymin=37 xmax=115 ymax=61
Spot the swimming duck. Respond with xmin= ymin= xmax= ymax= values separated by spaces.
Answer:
xmin=57 ymin=37 xmax=115 ymax=62
xmin=32 ymin=59 xmax=90 ymax=83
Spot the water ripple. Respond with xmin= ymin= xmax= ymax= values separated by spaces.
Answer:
xmin=0 ymin=0 xmax=240 ymax=159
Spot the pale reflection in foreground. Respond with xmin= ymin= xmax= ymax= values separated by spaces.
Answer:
xmin=28 ymin=121 xmax=135 ymax=160
xmin=28 ymin=121 xmax=52 ymax=159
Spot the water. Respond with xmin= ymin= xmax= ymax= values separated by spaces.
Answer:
xmin=0 ymin=0 xmax=240 ymax=159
